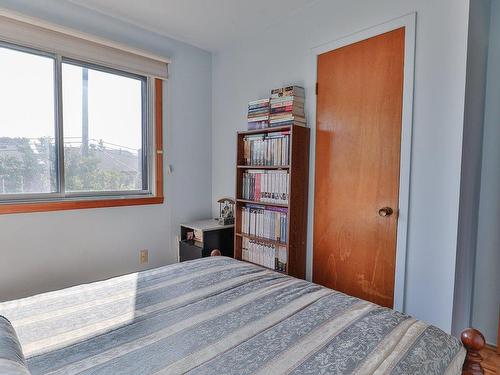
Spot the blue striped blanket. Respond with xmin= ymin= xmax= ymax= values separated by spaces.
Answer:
xmin=0 ymin=256 xmax=465 ymax=374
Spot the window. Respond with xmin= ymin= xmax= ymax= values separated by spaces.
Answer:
xmin=62 ymin=61 xmax=146 ymax=193
xmin=0 ymin=41 xmax=163 ymax=213
xmin=0 ymin=45 xmax=56 ymax=195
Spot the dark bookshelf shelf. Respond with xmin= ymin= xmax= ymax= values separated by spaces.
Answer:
xmin=237 ymin=125 xmax=292 ymax=135
xmin=236 ymin=198 xmax=289 ymax=208
xmin=237 ymin=165 xmax=290 ymax=170
xmin=243 ymin=259 xmax=287 ymax=274
xmin=235 ymin=232 xmax=288 ymax=248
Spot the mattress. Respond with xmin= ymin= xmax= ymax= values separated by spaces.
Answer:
xmin=0 ymin=256 xmax=465 ymax=374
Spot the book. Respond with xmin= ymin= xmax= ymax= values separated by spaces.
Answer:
xmin=270 ymin=115 xmax=306 ymax=125
xmin=248 ymin=115 xmax=270 ymax=122
xmin=270 ymin=106 xmax=304 ymax=115
xmin=248 ymin=103 xmax=269 ymax=110
xmin=276 ymin=246 xmax=287 ymax=272
xmin=270 ymin=120 xmax=306 ymax=128
xmin=270 ymin=112 xmax=305 ymax=120
xmin=248 ymin=120 xmax=269 ymax=130
xmin=270 ymin=95 xmax=305 ymax=104
xmin=271 ymin=85 xmax=305 ymax=99
xmin=248 ymin=108 xmax=270 ymax=115
xmin=248 ymin=98 xmax=271 ymax=106
xmin=271 ymin=101 xmax=304 ymax=110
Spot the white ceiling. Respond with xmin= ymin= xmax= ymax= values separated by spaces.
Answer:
xmin=68 ymin=0 xmax=317 ymax=52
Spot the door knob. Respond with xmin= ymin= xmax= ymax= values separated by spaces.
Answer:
xmin=378 ymin=207 xmax=394 ymax=217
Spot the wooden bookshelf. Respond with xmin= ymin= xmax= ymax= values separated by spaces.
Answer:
xmin=234 ymin=124 xmax=310 ymax=279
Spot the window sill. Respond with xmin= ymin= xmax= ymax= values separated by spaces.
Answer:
xmin=0 ymin=196 xmax=164 ymax=215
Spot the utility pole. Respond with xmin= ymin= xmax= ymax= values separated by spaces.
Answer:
xmin=82 ymin=68 xmax=89 ymax=157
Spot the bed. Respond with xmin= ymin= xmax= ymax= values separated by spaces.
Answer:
xmin=0 ymin=254 xmax=485 ymax=375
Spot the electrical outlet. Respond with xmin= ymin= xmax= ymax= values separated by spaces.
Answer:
xmin=140 ymin=249 xmax=149 ymax=264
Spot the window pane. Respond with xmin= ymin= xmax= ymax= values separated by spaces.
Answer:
xmin=0 ymin=46 xmax=56 ymax=195
xmin=62 ymin=62 xmax=144 ymax=193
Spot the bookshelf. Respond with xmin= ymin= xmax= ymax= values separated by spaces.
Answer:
xmin=234 ymin=124 xmax=310 ymax=279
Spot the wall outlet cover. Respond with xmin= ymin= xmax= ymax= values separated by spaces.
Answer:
xmin=140 ymin=249 xmax=149 ymax=264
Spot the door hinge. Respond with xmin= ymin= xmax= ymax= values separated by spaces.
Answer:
xmin=315 ymin=82 xmax=318 ymax=95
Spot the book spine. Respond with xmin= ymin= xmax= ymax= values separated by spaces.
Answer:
xmin=247 ymin=121 xmax=269 ymax=130
xmin=270 ymin=95 xmax=305 ymax=104
xmin=270 ymin=86 xmax=305 ymax=99
xmin=270 ymin=115 xmax=306 ymax=123
xmin=248 ymin=98 xmax=271 ymax=106
xmin=248 ymin=115 xmax=270 ymax=121
xmin=255 ymin=174 xmax=261 ymax=204
xmin=270 ymin=105 xmax=295 ymax=114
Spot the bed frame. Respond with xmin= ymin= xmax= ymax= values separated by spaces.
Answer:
xmin=210 ymin=249 xmax=487 ymax=374
xmin=461 ymin=328 xmax=486 ymax=374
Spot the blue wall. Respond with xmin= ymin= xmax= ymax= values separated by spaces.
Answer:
xmin=210 ymin=0 xmax=471 ymax=333
xmin=473 ymin=0 xmax=500 ymax=346
xmin=0 ymin=0 xmax=212 ymax=301
xmin=452 ymin=0 xmax=491 ymax=341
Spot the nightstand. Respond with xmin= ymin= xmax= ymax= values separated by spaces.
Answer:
xmin=179 ymin=219 xmax=234 ymax=262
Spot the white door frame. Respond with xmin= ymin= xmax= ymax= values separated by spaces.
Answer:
xmin=307 ymin=13 xmax=416 ymax=312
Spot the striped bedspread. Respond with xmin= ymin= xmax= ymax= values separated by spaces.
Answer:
xmin=0 ymin=256 xmax=465 ymax=375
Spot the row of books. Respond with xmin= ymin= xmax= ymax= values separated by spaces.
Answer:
xmin=242 ymin=170 xmax=289 ymax=204
xmin=247 ymin=85 xmax=306 ymax=130
xmin=242 ymin=237 xmax=287 ymax=272
xmin=243 ymin=131 xmax=290 ymax=166
xmin=270 ymin=86 xmax=306 ymax=127
xmin=241 ymin=205 xmax=288 ymax=243
xmin=248 ymin=98 xmax=270 ymax=130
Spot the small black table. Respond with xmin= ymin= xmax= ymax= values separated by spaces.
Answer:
xmin=179 ymin=219 xmax=234 ymax=262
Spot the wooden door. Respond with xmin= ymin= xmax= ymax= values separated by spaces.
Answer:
xmin=313 ymin=28 xmax=405 ymax=308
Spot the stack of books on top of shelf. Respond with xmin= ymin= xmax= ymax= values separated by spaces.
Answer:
xmin=269 ymin=85 xmax=306 ymax=127
xmin=242 ymin=237 xmax=287 ymax=272
xmin=247 ymin=98 xmax=270 ymax=130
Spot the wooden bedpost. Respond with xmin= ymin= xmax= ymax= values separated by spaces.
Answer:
xmin=461 ymin=328 xmax=485 ymax=375
xmin=210 ymin=249 xmax=222 ymax=256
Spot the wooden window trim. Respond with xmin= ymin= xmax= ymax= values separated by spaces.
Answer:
xmin=0 ymin=78 xmax=164 ymax=215
xmin=155 ymin=79 xmax=164 ymax=199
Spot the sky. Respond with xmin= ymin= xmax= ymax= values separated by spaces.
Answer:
xmin=0 ymin=45 xmax=143 ymax=151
